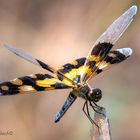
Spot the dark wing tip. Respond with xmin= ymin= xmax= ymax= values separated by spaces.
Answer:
xmin=116 ymin=48 xmax=133 ymax=57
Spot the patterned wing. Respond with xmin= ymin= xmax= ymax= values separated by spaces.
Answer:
xmin=57 ymin=48 xmax=132 ymax=84
xmin=4 ymin=45 xmax=75 ymax=85
xmin=57 ymin=57 xmax=86 ymax=84
xmin=89 ymin=48 xmax=132 ymax=78
xmin=0 ymin=73 xmax=73 ymax=95
xmin=80 ymin=5 xmax=137 ymax=83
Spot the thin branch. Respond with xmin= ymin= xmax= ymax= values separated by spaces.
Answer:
xmin=88 ymin=107 xmax=112 ymax=140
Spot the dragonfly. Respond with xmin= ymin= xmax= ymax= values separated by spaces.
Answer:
xmin=0 ymin=5 xmax=137 ymax=123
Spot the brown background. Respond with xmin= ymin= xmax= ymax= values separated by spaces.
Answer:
xmin=0 ymin=0 xmax=140 ymax=140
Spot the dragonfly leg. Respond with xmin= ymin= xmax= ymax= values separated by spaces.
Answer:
xmin=92 ymin=101 xmax=103 ymax=109
xmin=83 ymin=101 xmax=101 ymax=131
xmin=89 ymin=102 xmax=105 ymax=117
xmin=83 ymin=101 xmax=93 ymax=123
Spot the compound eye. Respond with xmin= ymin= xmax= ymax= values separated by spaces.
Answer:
xmin=92 ymin=88 xmax=102 ymax=102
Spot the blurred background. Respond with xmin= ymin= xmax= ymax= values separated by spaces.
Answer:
xmin=0 ymin=0 xmax=139 ymax=140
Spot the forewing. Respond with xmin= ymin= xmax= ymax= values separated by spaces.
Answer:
xmin=80 ymin=5 xmax=137 ymax=83
xmin=0 ymin=73 xmax=72 ymax=95
xmin=4 ymin=45 xmax=75 ymax=85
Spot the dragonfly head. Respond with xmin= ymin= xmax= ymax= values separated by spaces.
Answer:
xmin=88 ymin=88 xmax=102 ymax=102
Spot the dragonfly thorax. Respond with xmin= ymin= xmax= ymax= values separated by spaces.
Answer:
xmin=75 ymin=85 xmax=102 ymax=102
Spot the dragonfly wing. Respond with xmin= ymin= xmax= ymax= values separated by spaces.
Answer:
xmin=89 ymin=48 xmax=132 ymax=79
xmin=0 ymin=73 xmax=73 ymax=95
xmin=4 ymin=45 xmax=75 ymax=85
xmin=80 ymin=5 xmax=137 ymax=83
xmin=57 ymin=57 xmax=86 ymax=84
xmin=4 ymin=45 xmax=58 ymax=74
xmin=58 ymin=47 xmax=132 ymax=84
xmin=93 ymin=5 xmax=137 ymax=45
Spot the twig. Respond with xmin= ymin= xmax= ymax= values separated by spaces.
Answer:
xmin=88 ymin=107 xmax=112 ymax=140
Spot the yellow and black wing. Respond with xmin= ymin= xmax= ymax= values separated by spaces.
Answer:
xmin=87 ymin=48 xmax=132 ymax=79
xmin=57 ymin=57 xmax=86 ymax=84
xmin=0 ymin=73 xmax=73 ymax=95
xmin=4 ymin=45 xmax=75 ymax=85
xmin=80 ymin=6 xmax=137 ymax=83
xmin=57 ymin=48 xmax=132 ymax=84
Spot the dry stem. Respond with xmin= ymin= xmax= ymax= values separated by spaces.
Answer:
xmin=88 ymin=107 xmax=112 ymax=140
